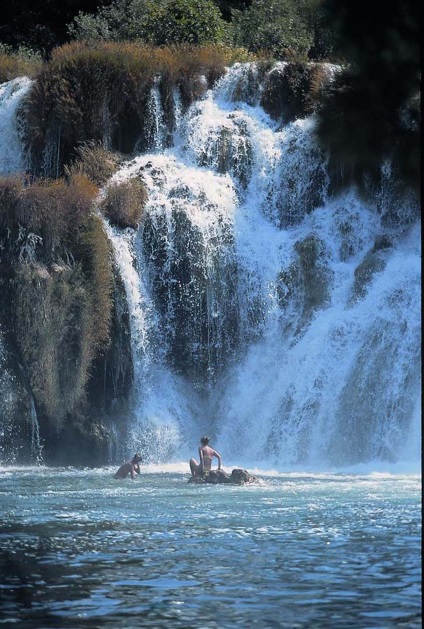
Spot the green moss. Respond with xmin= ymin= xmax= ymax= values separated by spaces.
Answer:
xmin=12 ymin=263 xmax=91 ymax=426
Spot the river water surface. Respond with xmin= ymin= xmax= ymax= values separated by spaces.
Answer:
xmin=0 ymin=466 xmax=421 ymax=628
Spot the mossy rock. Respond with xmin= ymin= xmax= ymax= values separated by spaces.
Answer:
xmin=295 ymin=234 xmax=333 ymax=314
xmin=261 ymin=62 xmax=330 ymax=122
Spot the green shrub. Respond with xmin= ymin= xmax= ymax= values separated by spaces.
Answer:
xmin=232 ymin=0 xmax=318 ymax=59
xmin=68 ymin=0 xmax=231 ymax=46
xmin=132 ymin=0 xmax=230 ymax=46
xmin=100 ymin=178 xmax=148 ymax=229
xmin=68 ymin=12 xmax=113 ymax=43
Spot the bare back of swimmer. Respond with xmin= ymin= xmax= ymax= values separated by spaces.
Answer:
xmin=114 ymin=453 xmax=142 ymax=479
xmin=190 ymin=437 xmax=221 ymax=477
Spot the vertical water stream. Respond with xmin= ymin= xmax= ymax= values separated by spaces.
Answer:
xmin=106 ymin=65 xmax=420 ymax=468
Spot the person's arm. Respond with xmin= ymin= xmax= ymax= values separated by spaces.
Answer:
xmin=199 ymin=446 xmax=204 ymax=472
xmin=134 ymin=464 xmax=141 ymax=475
xmin=214 ymin=450 xmax=222 ymax=470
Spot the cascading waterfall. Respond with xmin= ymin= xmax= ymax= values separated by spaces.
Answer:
xmin=0 ymin=64 xmax=420 ymax=470
xmin=109 ymin=63 xmax=420 ymax=469
xmin=0 ymin=326 xmax=42 ymax=464
xmin=102 ymin=152 xmax=239 ymax=461
xmin=0 ymin=76 xmax=32 ymax=174
xmin=0 ymin=78 xmax=43 ymax=465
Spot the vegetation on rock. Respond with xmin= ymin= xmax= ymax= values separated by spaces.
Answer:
xmin=100 ymin=178 xmax=148 ymax=229
xmin=23 ymin=42 xmax=249 ymax=177
xmin=0 ymin=175 xmax=117 ymax=449
xmin=65 ymin=141 xmax=121 ymax=187
xmin=0 ymin=45 xmax=42 ymax=83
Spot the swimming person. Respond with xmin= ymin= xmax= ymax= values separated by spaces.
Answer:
xmin=189 ymin=436 xmax=222 ymax=477
xmin=114 ymin=453 xmax=142 ymax=479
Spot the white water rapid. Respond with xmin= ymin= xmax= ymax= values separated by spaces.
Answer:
xmin=0 ymin=76 xmax=32 ymax=174
xmin=104 ymin=64 xmax=421 ymax=471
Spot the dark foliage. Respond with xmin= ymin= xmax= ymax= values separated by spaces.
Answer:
xmin=316 ymin=0 xmax=420 ymax=195
xmin=0 ymin=0 xmax=101 ymax=56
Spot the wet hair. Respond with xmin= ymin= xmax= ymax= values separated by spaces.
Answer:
xmin=133 ymin=453 xmax=142 ymax=461
xmin=200 ymin=436 xmax=210 ymax=446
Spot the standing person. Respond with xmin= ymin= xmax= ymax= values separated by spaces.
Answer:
xmin=189 ymin=437 xmax=222 ymax=477
xmin=114 ymin=453 xmax=142 ymax=479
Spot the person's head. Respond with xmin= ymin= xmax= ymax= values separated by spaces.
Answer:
xmin=200 ymin=436 xmax=210 ymax=446
xmin=133 ymin=453 xmax=142 ymax=463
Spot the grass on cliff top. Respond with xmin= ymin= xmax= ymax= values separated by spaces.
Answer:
xmin=0 ymin=48 xmax=42 ymax=83
xmin=24 ymin=41 xmax=256 ymax=176
xmin=47 ymin=40 xmax=254 ymax=75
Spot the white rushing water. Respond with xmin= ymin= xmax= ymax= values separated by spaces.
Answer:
xmin=0 ymin=76 xmax=32 ymax=175
xmin=104 ymin=64 xmax=421 ymax=471
xmin=0 ymin=66 xmax=420 ymax=471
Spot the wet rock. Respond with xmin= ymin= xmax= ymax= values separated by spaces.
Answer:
xmin=261 ymin=63 xmax=330 ymax=123
xmin=198 ymin=119 xmax=253 ymax=188
xmin=349 ymin=235 xmax=393 ymax=303
xmin=0 ymin=327 xmax=36 ymax=465
xmin=277 ymin=234 xmax=333 ymax=328
xmin=142 ymin=204 xmax=239 ymax=389
xmin=188 ymin=468 xmax=257 ymax=485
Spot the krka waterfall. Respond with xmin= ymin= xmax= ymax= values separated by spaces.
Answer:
xmin=0 ymin=63 xmax=421 ymax=629
xmin=101 ymin=63 xmax=421 ymax=471
xmin=0 ymin=64 xmax=421 ymax=471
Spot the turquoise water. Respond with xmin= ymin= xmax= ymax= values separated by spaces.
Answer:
xmin=0 ymin=467 xmax=421 ymax=628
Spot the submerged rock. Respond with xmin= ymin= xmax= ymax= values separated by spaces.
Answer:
xmin=188 ymin=468 xmax=257 ymax=485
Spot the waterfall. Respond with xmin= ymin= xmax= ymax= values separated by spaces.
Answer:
xmin=0 ymin=326 xmax=42 ymax=464
xmin=0 ymin=76 xmax=32 ymax=175
xmin=109 ymin=63 xmax=420 ymax=468
xmin=0 ymin=64 xmax=420 ymax=470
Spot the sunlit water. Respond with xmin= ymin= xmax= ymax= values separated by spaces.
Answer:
xmin=0 ymin=467 xmax=420 ymax=628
